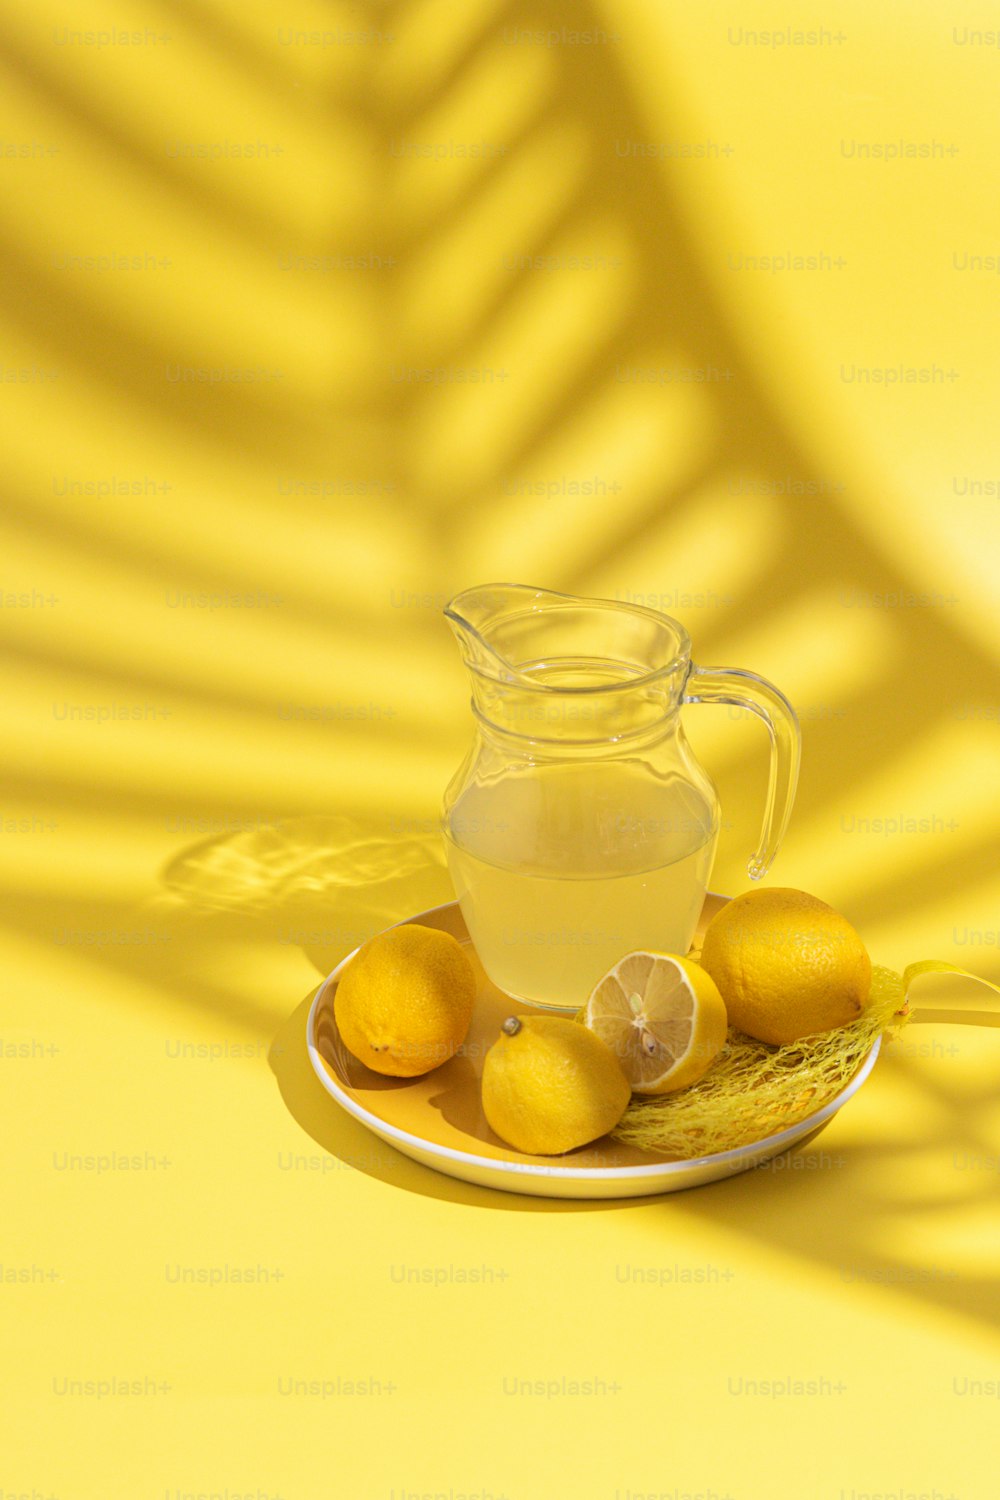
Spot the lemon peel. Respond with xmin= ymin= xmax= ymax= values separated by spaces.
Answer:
xmin=482 ymin=1014 xmax=630 ymax=1155
xmin=698 ymin=887 xmax=872 ymax=1046
xmin=334 ymin=923 xmax=475 ymax=1077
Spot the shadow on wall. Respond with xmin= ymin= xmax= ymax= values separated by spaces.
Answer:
xmin=4 ymin=0 xmax=993 ymax=923
xmin=0 ymin=0 xmax=996 ymax=1334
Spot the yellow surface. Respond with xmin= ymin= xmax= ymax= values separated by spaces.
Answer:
xmin=2 ymin=1 xmax=999 ymax=1495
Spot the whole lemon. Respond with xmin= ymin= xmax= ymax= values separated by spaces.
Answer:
xmin=334 ymin=924 xmax=475 ymax=1077
xmin=698 ymin=887 xmax=872 ymax=1046
xmin=482 ymin=1015 xmax=631 ymax=1155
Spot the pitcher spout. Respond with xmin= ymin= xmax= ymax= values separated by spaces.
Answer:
xmin=443 ymin=582 xmax=696 ymax=743
xmin=444 ymin=583 xmax=566 ymax=684
xmin=444 ymin=581 xmax=692 ymax=690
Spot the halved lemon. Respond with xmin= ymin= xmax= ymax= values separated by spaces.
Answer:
xmin=582 ymin=951 xmax=728 ymax=1094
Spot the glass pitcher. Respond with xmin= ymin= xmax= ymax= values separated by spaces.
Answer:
xmin=441 ymin=584 xmax=801 ymax=1011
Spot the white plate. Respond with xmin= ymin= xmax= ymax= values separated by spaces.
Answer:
xmin=306 ymin=899 xmax=880 ymax=1200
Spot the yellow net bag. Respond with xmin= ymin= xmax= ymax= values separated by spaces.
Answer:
xmin=613 ymin=961 xmax=999 ymax=1160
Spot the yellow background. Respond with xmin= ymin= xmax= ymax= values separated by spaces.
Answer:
xmin=2 ymin=1 xmax=999 ymax=1495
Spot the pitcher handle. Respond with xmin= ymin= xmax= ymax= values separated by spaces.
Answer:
xmin=683 ymin=664 xmax=802 ymax=881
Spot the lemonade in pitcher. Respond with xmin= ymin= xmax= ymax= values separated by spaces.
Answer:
xmin=442 ymin=586 xmax=800 ymax=1012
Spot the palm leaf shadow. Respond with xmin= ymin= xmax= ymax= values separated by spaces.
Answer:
xmin=2 ymin=0 xmax=996 ymax=1325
